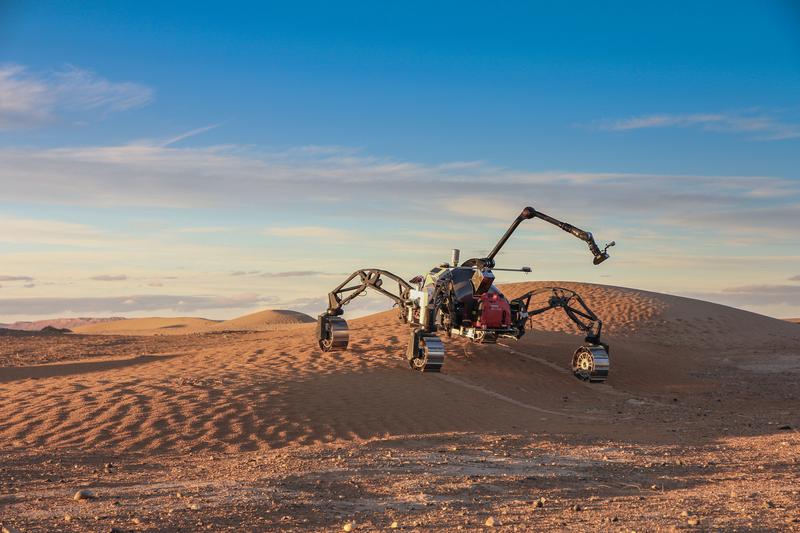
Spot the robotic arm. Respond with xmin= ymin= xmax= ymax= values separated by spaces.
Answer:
xmin=474 ymin=206 xmax=615 ymax=268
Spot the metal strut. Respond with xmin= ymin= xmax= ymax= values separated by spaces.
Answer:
xmin=512 ymin=286 xmax=604 ymax=345
xmin=318 ymin=269 xmax=414 ymax=354
xmin=325 ymin=268 xmax=412 ymax=315
xmin=511 ymin=286 xmax=610 ymax=382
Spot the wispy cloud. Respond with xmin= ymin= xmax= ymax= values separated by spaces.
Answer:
xmin=89 ymin=274 xmax=128 ymax=281
xmin=0 ymin=216 xmax=113 ymax=246
xmin=0 ymin=293 xmax=274 ymax=315
xmin=594 ymin=110 xmax=800 ymax=141
xmin=689 ymin=284 xmax=800 ymax=307
xmin=160 ymin=124 xmax=220 ymax=147
xmin=0 ymin=63 xmax=153 ymax=129
xmin=272 ymin=270 xmax=326 ymax=277
xmin=264 ymin=226 xmax=354 ymax=240
xmin=0 ymin=275 xmax=34 ymax=282
xmin=789 ymin=275 xmax=800 ymax=282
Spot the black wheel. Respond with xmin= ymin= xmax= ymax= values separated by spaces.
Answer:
xmin=406 ymin=330 xmax=445 ymax=372
xmin=572 ymin=345 xmax=610 ymax=383
xmin=317 ymin=315 xmax=349 ymax=352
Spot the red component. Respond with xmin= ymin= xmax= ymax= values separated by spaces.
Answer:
xmin=475 ymin=292 xmax=511 ymax=329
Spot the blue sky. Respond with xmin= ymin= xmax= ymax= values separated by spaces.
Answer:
xmin=1 ymin=1 xmax=799 ymax=320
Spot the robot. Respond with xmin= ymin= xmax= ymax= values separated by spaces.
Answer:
xmin=317 ymin=206 xmax=615 ymax=382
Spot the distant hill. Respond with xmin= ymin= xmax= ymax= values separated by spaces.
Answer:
xmin=0 ymin=317 xmax=124 ymax=331
xmin=211 ymin=309 xmax=315 ymax=331
xmin=73 ymin=309 xmax=315 ymax=336
xmin=785 ymin=318 xmax=800 ymax=325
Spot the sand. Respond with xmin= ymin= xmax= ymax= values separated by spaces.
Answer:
xmin=1 ymin=281 xmax=798 ymax=531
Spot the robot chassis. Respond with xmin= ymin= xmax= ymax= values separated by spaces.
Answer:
xmin=317 ymin=206 xmax=615 ymax=382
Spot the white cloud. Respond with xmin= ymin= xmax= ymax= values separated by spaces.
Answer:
xmin=0 ymin=63 xmax=153 ymax=129
xmin=595 ymin=110 xmax=800 ymax=141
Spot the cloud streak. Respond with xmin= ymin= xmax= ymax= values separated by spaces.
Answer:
xmin=89 ymin=274 xmax=128 ymax=281
xmin=0 ymin=63 xmax=153 ymax=129
xmin=595 ymin=110 xmax=800 ymax=141
xmin=0 ymin=293 xmax=274 ymax=315
xmin=689 ymin=284 xmax=800 ymax=308
xmin=0 ymin=275 xmax=34 ymax=282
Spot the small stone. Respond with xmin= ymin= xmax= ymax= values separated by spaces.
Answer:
xmin=189 ymin=503 xmax=201 ymax=510
xmin=132 ymin=517 xmax=142 ymax=524
xmin=680 ymin=511 xmax=691 ymax=517
xmin=533 ymin=499 xmax=544 ymax=508
xmin=650 ymin=484 xmax=658 ymax=490
xmin=778 ymin=424 xmax=792 ymax=430
xmin=2 ymin=526 xmax=22 ymax=533
xmin=572 ymin=504 xmax=582 ymax=512
xmin=687 ymin=518 xmax=700 ymax=526
xmin=390 ymin=521 xmax=399 ymax=529
xmin=64 ymin=514 xmax=73 ymax=522
xmin=484 ymin=516 xmax=496 ymax=527
xmin=610 ymin=516 xmax=619 ymax=522
xmin=343 ymin=522 xmax=354 ymax=532
xmin=74 ymin=489 xmax=96 ymax=500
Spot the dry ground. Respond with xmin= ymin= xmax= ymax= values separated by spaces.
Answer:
xmin=1 ymin=282 xmax=799 ymax=532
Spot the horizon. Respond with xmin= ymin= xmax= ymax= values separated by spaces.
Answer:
xmin=2 ymin=1 xmax=800 ymax=322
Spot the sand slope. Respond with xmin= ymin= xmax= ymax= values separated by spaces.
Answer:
xmin=1 ymin=281 xmax=798 ymax=456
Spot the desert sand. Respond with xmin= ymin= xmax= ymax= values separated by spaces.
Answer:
xmin=1 ymin=281 xmax=798 ymax=531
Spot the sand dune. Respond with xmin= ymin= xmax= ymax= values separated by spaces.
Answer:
xmin=2 ymin=281 xmax=797 ymax=454
xmin=210 ymin=309 xmax=315 ymax=331
xmin=74 ymin=316 xmax=221 ymax=335
xmin=73 ymin=309 xmax=314 ymax=335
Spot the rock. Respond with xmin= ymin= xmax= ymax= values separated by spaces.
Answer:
xmin=778 ymin=424 xmax=792 ymax=430
xmin=74 ymin=488 xmax=96 ymax=500
xmin=484 ymin=516 xmax=496 ymax=527
xmin=390 ymin=521 xmax=399 ymax=529
xmin=680 ymin=510 xmax=691 ymax=517
xmin=2 ymin=525 xmax=22 ymax=533
xmin=189 ymin=503 xmax=201 ymax=510
xmin=533 ymin=499 xmax=544 ymax=508
xmin=64 ymin=514 xmax=73 ymax=521
xmin=572 ymin=504 xmax=582 ymax=512
xmin=343 ymin=522 xmax=354 ymax=532
xmin=610 ymin=516 xmax=619 ymax=522
xmin=132 ymin=517 xmax=142 ymax=524
xmin=687 ymin=518 xmax=700 ymax=526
